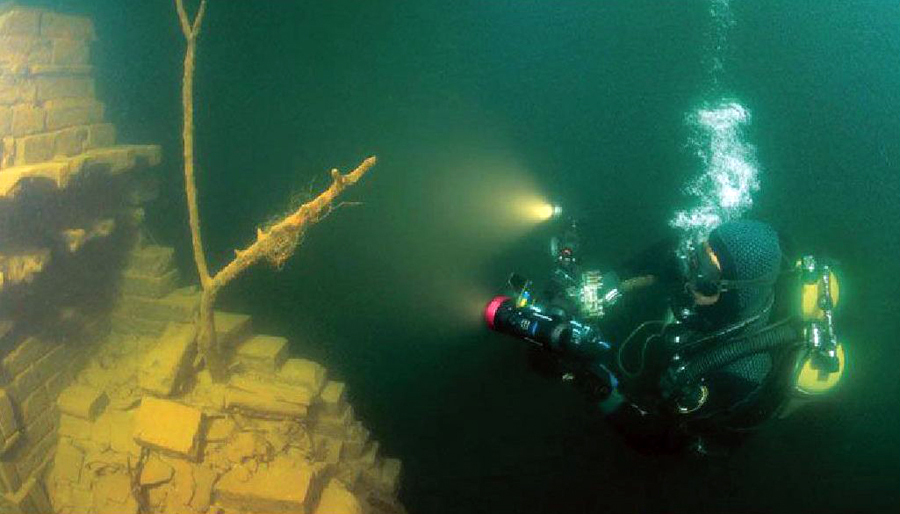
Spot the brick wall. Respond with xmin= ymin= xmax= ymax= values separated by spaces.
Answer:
xmin=0 ymin=333 xmax=85 ymax=511
xmin=0 ymin=4 xmax=161 ymax=512
xmin=0 ymin=6 xmax=115 ymax=169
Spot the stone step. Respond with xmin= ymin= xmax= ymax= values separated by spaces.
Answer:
xmin=124 ymin=245 xmax=174 ymax=276
xmin=224 ymin=373 xmax=314 ymax=420
xmin=0 ymin=144 xmax=162 ymax=198
xmin=313 ymin=479 xmax=363 ymax=514
xmin=110 ymin=310 xmax=168 ymax=337
xmin=56 ymin=385 xmax=108 ymax=421
xmin=112 ymin=288 xmax=251 ymax=357
xmin=117 ymin=288 xmax=199 ymax=324
xmin=234 ymin=334 xmax=288 ymax=374
xmin=214 ymin=455 xmax=322 ymax=513
xmin=215 ymin=312 xmax=252 ymax=351
xmin=119 ymin=268 xmax=179 ymax=299
xmin=312 ymin=403 xmax=354 ymax=439
xmin=278 ymin=358 xmax=327 ymax=394
xmin=139 ymin=323 xmax=196 ymax=397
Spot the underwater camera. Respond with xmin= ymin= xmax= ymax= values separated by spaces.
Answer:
xmin=483 ymin=286 xmax=610 ymax=363
xmin=484 ymin=209 xmax=617 ymax=362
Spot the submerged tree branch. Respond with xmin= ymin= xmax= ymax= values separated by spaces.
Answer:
xmin=174 ymin=0 xmax=377 ymax=381
xmin=215 ymin=157 xmax=376 ymax=289
xmin=176 ymin=0 xmax=212 ymax=289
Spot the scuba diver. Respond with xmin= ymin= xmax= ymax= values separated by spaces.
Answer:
xmin=485 ymin=214 xmax=844 ymax=456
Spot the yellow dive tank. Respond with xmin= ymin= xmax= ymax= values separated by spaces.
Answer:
xmin=795 ymin=265 xmax=845 ymax=395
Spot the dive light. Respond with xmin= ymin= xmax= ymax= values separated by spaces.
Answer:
xmin=484 ymin=294 xmax=610 ymax=361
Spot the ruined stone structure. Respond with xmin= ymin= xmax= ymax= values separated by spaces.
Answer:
xmin=1 ymin=5 xmax=402 ymax=513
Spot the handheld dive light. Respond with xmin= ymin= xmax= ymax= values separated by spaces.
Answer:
xmin=484 ymin=292 xmax=610 ymax=362
xmin=485 ymin=205 xmax=615 ymax=360
xmin=484 ymin=291 xmax=618 ymax=404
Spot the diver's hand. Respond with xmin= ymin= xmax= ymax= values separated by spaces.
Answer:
xmin=573 ymin=361 xmax=619 ymax=405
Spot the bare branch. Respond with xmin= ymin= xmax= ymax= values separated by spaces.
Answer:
xmin=175 ymin=0 xmax=207 ymax=39
xmin=211 ymin=156 xmax=376 ymax=290
xmin=174 ymin=0 xmax=191 ymax=38
xmin=193 ymin=0 xmax=208 ymax=37
xmin=173 ymin=0 xmax=376 ymax=382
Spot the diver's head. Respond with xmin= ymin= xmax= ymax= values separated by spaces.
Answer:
xmin=686 ymin=219 xmax=782 ymax=321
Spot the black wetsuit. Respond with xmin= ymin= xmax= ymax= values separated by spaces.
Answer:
xmin=599 ymin=234 xmax=782 ymax=453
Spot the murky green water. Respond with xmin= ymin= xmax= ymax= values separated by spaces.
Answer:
xmin=32 ymin=0 xmax=900 ymax=512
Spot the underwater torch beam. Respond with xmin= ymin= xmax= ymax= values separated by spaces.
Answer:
xmin=176 ymin=0 xmax=376 ymax=382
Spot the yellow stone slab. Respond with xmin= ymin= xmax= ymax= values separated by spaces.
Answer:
xmin=313 ymin=403 xmax=354 ymax=439
xmin=236 ymin=334 xmax=288 ymax=373
xmin=125 ymin=245 xmax=174 ymax=275
xmin=56 ymin=385 xmax=108 ymax=420
xmin=225 ymin=388 xmax=308 ymax=419
xmin=313 ymin=479 xmax=363 ymax=514
xmin=213 ymin=311 xmax=252 ymax=349
xmin=119 ymin=268 xmax=179 ymax=299
xmin=57 ymin=413 xmax=91 ymax=441
xmin=215 ymin=457 xmax=318 ymax=513
xmin=0 ymin=144 xmax=161 ymax=198
xmin=279 ymin=358 xmax=327 ymax=393
xmin=380 ymin=458 xmax=402 ymax=495
xmin=133 ymin=397 xmax=203 ymax=461
xmin=225 ymin=374 xmax=314 ymax=420
xmin=139 ymin=322 xmax=196 ymax=397
xmin=138 ymin=455 xmax=173 ymax=486
xmin=319 ymin=380 xmax=347 ymax=416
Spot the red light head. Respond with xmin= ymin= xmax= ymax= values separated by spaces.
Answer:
xmin=484 ymin=295 xmax=511 ymax=329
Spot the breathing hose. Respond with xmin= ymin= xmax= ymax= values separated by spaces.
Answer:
xmin=662 ymin=319 xmax=801 ymax=397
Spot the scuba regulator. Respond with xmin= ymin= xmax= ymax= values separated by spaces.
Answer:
xmin=658 ymin=252 xmax=846 ymax=403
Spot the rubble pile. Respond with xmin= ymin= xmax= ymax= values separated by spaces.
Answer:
xmin=45 ymin=245 xmax=403 ymax=514
xmin=1 ymin=5 xmax=405 ymax=513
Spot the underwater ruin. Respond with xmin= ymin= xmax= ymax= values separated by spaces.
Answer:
xmin=0 ymin=4 xmax=401 ymax=513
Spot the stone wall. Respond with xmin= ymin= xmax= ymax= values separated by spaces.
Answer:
xmin=0 ymin=5 xmax=107 ymax=169
xmin=0 ymin=3 xmax=161 ymax=512
xmin=1 ymin=4 xmax=405 ymax=514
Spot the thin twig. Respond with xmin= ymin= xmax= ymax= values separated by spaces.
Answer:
xmin=128 ymin=448 xmax=151 ymax=514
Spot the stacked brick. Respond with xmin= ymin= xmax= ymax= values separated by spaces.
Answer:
xmin=45 ymin=313 xmax=405 ymax=514
xmin=1 ymin=6 xmax=111 ymax=169
xmin=2 ymin=5 xmax=406 ymax=514
xmin=0 ymin=330 xmax=90 ymax=513
xmin=0 ymin=5 xmax=163 ymax=512
xmin=0 ymin=4 xmax=161 ymax=293
xmin=110 ymin=244 xmax=188 ymax=338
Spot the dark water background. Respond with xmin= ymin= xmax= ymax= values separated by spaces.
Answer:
xmin=33 ymin=0 xmax=900 ymax=512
